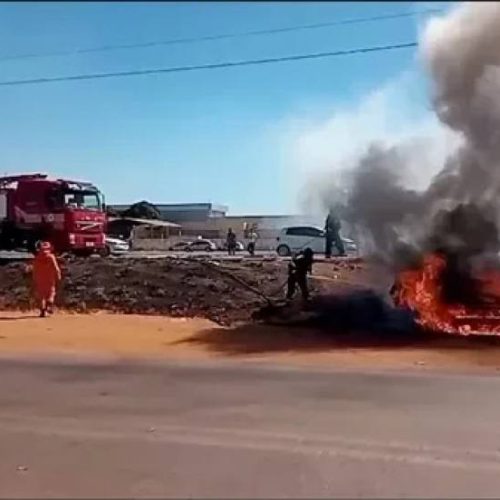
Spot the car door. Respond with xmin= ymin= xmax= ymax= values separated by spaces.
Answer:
xmin=190 ymin=241 xmax=205 ymax=252
xmin=286 ymin=227 xmax=324 ymax=252
xmin=301 ymin=226 xmax=326 ymax=253
xmin=284 ymin=227 xmax=309 ymax=252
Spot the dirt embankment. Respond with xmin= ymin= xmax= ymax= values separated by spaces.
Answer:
xmin=0 ymin=256 xmax=364 ymax=325
xmin=3 ymin=257 xmax=500 ymax=372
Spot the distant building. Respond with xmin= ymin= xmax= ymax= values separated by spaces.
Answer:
xmin=110 ymin=202 xmax=228 ymax=224
xmin=107 ymin=217 xmax=181 ymax=240
xmin=109 ymin=201 xmax=332 ymax=240
xmin=166 ymin=213 xmax=322 ymax=240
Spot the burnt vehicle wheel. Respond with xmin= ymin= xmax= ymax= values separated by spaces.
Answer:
xmin=277 ymin=244 xmax=291 ymax=257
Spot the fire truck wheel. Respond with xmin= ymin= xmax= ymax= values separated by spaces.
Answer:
xmin=99 ymin=246 xmax=111 ymax=257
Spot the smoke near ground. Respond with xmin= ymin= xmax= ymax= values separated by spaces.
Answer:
xmin=306 ymin=2 xmax=500 ymax=268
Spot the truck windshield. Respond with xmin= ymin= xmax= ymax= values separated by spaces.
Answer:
xmin=64 ymin=191 xmax=102 ymax=210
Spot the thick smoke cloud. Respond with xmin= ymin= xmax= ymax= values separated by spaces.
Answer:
xmin=421 ymin=2 xmax=500 ymax=205
xmin=422 ymin=3 xmax=500 ymax=152
xmin=315 ymin=2 xmax=500 ymax=268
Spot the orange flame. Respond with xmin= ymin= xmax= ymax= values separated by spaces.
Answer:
xmin=392 ymin=253 xmax=500 ymax=335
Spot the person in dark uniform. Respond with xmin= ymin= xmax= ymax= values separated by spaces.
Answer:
xmin=325 ymin=208 xmax=346 ymax=258
xmin=226 ymin=228 xmax=237 ymax=256
xmin=286 ymin=248 xmax=314 ymax=301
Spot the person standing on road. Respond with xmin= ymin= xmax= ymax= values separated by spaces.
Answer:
xmin=286 ymin=248 xmax=314 ymax=302
xmin=32 ymin=241 xmax=62 ymax=318
xmin=248 ymin=227 xmax=258 ymax=256
xmin=226 ymin=228 xmax=237 ymax=256
xmin=325 ymin=208 xmax=346 ymax=258
xmin=128 ymin=226 xmax=135 ymax=250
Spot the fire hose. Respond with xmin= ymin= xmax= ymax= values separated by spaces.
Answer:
xmin=199 ymin=259 xmax=287 ymax=306
xmin=180 ymin=256 xmax=369 ymax=308
xmin=181 ymin=257 xmax=287 ymax=307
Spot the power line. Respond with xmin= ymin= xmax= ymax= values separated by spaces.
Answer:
xmin=0 ymin=42 xmax=418 ymax=87
xmin=0 ymin=9 xmax=438 ymax=62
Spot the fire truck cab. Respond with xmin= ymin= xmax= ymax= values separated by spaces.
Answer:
xmin=0 ymin=173 xmax=106 ymax=254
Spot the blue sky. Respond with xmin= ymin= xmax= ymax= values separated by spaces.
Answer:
xmin=0 ymin=1 xmax=453 ymax=214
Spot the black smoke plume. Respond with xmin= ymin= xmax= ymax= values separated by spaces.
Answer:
xmin=313 ymin=3 xmax=500 ymax=281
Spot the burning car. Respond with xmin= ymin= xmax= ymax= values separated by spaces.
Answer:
xmin=390 ymin=249 xmax=500 ymax=335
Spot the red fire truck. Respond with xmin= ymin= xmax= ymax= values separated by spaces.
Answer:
xmin=0 ymin=173 xmax=107 ymax=254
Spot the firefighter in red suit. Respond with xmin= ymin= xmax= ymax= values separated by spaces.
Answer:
xmin=32 ymin=241 xmax=61 ymax=317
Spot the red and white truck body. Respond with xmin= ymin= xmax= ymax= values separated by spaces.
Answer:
xmin=0 ymin=174 xmax=106 ymax=253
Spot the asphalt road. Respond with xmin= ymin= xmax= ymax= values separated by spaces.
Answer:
xmin=0 ymin=249 xmax=272 ymax=262
xmin=0 ymin=247 xmax=360 ymax=260
xmin=124 ymin=249 xmax=280 ymax=260
xmin=125 ymin=250 xmax=359 ymax=261
xmin=2 ymin=358 xmax=500 ymax=498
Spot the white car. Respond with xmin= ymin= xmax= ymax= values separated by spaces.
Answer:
xmin=168 ymin=241 xmax=191 ymax=252
xmin=103 ymin=236 xmax=130 ymax=256
xmin=220 ymin=240 xmax=245 ymax=252
xmin=276 ymin=226 xmax=357 ymax=257
xmin=187 ymin=239 xmax=217 ymax=252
